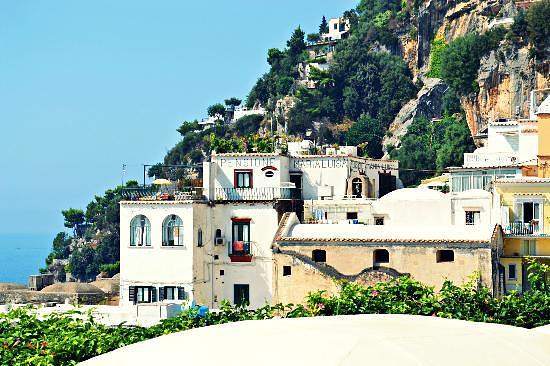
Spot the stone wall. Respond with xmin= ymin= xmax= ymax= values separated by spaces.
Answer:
xmin=0 ymin=290 xmax=105 ymax=305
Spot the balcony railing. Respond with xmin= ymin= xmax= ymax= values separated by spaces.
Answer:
xmin=214 ymin=187 xmax=301 ymax=201
xmin=229 ymin=241 xmax=253 ymax=262
xmin=463 ymin=152 xmax=518 ymax=168
xmin=121 ymin=186 xmax=205 ymax=201
xmin=504 ymin=221 xmax=543 ymax=236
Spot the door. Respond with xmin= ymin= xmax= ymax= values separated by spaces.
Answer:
xmin=378 ymin=173 xmax=396 ymax=198
xmin=234 ymin=284 xmax=249 ymax=306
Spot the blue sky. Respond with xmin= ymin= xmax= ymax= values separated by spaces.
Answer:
xmin=0 ymin=0 xmax=356 ymax=235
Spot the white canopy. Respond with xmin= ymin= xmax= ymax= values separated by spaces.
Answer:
xmin=81 ymin=314 xmax=550 ymax=366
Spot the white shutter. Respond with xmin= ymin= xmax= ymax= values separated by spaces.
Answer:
xmin=501 ymin=206 xmax=510 ymax=227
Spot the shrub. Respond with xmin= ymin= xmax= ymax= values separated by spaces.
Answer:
xmin=426 ymin=36 xmax=448 ymax=78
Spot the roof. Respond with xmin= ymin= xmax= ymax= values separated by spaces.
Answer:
xmin=536 ymin=95 xmax=550 ymax=115
xmin=81 ymin=314 xmax=550 ymax=366
xmin=378 ymin=188 xmax=447 ymax=202
xmin=494 ymin=177 xmax=550 ymax=185
xmin=41 ymin=282 xmax=104 ymax=294
xmin=283 ymin=223 xmax=494 ymax=244
xmin=90 ymin=279 xmax=120 ymax=295
xmin=420 ymin=174 xmax=449 ymax=185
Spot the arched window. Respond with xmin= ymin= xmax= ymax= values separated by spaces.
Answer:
xmin=130 ymin=215 xmax=151 ymax=247
xmin=373 ymin=249 xmax=389 ymax=265
xmin=197 ymin=228 xmax=203 ymax=247
xmin=162 ymin=215 xmax=184 ymax=246
xmin=352 ymin=178 xmax=363 ymax=197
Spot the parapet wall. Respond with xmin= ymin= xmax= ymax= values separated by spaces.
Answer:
xmin=0 ymin=290 xmax=105 ymax=305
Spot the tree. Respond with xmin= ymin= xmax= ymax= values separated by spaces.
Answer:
xmin=346 ymin=115 xmax=385 ymax=158
xmin=207 ymin=103 xmax=226 ymax=120
xmin=176 ymin=120 xmax=200 ymax=136
xmin=234 ymin=114 xmax=264 ymax=135
xmin=287 ymin=27 xmax=306 ymax=61
xmin=319 ymin=16 xmax=329 ymax=34
xmin=435 ymin=116 xmax=475 ymax=172
xmin=224 ymin=97 xmax=242 ymax=108
xmin=527 ymin=0 xmax=550 ymax=59
xmin=61 ymin=208 xmax=85 ymax=235
xmin=307 ymin=33 xmax=321 ymax=44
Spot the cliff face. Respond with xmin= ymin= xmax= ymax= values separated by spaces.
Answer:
xmin=387 ymin=0 xmax=549 ymax=153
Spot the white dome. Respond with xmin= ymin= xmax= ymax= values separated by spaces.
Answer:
xmin=379 ymin=188 xmax=446 ymax=201
xmin=82 ymin=315 xmax=550 ymax=366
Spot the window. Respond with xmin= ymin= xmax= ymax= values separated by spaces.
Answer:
xmin=162 ymin=215 xmax=184 ymax=246
xmin=164 ymin=286 xmax=176 ymax=300
xmin=234 ymin=284 xmax=250 ymax=306
xmin=352 ymin=178 xmax=363 ymax=197
xmin=333 ymin=23 xmax=338 ymax=30
xmin=234 ymin=170 xmax=253 ymax=188
xmin=375 ymin=217 xmax=384 ymax=226
xmin=220 ymin=269 xmax=225 ymax=276
xmin=232 ymin=220 xmax=251 ymax=256
xmin=508 ymin=264 xmax=517 ymax=280
xmin=465 ymin=211 xmax=481 ymax=225
xmin=521 ymin=240 xmax=537 ymax=256
xmin=283 ymin=266 xmax=292 ymax=276
xmin=197 ymin=228 xmax=203 ymax=247
xmin=136 ymin=287 xmax=152 ymax=303
xmin=436 ymin=250 xmax=454 ymax=263
xmin=347 ymin=212 xmax=358 ymax=220
xmin=312 ymin=249 xmax=326 ymax=263
xmin=130 ymin=215 xmax=151 ymax=246
xmin=373 ymin=249 xmax=389 ymax=264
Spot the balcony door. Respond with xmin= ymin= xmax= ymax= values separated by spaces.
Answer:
xmin=515 ymin=199 xmax=543 ymax=233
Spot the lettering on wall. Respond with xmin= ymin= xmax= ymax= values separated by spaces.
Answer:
xmin=218 ymin=157 xmax=277 ymax=168
xmin=291 ymin=157 xmax=397 ymax=171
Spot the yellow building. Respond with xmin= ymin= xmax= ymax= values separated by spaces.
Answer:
xmin=494 ymin=178 xmax=550 ymax=293
xmin=537 ymin=95 xmax=550 ymax=178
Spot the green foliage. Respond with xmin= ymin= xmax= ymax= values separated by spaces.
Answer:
xmin=176 ymin=120 xmax=200 ymax=136
xmin=319 ymin=16 xmax=329 ymax=34
xmin=440 ymin=29 xmax=505 ymax=96
xmin=68 ymin=247 xmax=99 ymax=282
xmin=2 ymin=261 xmax=548 ymax=365
xmin=61 ymin=209 xmax=85 ymax=233
xmin=346 ymin=114 xmax=385 ymax=158
xmin=526 ymin=0 xmax=550 ymax=59
xmin=209 ymin=134 xmax=245 ymax=154
xmin=209 ymin=133 xmax=275 ymax=154
xmin=99 ymin=261 xmax=120 ymax=277
xmin=426 ymin=36 xmax=448 ymax=78
xmin=224 ymin=97 xmax=241 ymax=108
xmin=307 ymin=33 xmax=320 ymax=44
xmin=233 ymin=114 xmax=264 ymax=135
xmin=391 ymin=115 xmax=474 ymax=186
xmin=207 ymin=103 xmax=226 ymax=120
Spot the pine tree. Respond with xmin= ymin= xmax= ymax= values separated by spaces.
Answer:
xmin=319 ymin=16 xmax=329 ymax=34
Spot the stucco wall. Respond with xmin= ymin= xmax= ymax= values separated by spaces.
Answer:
xmin=0 ymin=290 xmax=104 ymax=305
xmin=273 ymin=242 xmax=494 ymax=305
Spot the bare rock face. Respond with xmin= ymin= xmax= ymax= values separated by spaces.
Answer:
xmin=464 ymin=44 xmax=549 ymax=139
xmin=383 ymin=78 xmax=448 ymax=157
xmin=273 ymin=96 xmax=297 ymax=133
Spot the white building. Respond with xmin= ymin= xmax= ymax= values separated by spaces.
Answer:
xmin=120 ymin=147 xmax=400 ymax=309
xmin=449 ymin=118 xmax=538 ymax=192
xmin=321 ymin=17 xmax=350 ymax=42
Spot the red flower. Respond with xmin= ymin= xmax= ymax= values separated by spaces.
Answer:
xmin=41 ymin=341 xmax=47 ymax=349
xmin=317 ymin=303 xmax=325 ymax=310
xmin=431 ymin=312 xmax=437 ymax=317
xmin=371 ymin=290 xmax=379 ymax=297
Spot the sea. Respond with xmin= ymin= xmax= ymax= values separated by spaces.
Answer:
xmin=0 ymin=233 xmax=52 ymax=285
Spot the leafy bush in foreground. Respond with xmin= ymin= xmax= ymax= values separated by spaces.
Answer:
xmin=1 ymin=262 xmax=548 ymax=365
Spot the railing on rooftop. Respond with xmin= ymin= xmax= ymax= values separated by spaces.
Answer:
xmin=504 ymin=221 xmax=544 ymax=236
xmin=214 ymin=187 xmax=301 ymax=201
xmin=121 ymin=186 xmax=205 ymax=201
xmin=463 ymin=152 xmax=518 ymax=168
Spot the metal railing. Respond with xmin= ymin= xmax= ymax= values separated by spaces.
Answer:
xmin=463 ymin=152 xmax=518 ymax=168
xmin=214 ymin=187 xmax=301 ymax=201
xmin=504 ymin=221 xmax=542 ymax=236
xmin=121 ymin=186 xmax=205 ymax=201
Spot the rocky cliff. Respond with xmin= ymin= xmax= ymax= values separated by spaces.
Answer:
xmin=386 ymin=0 xmax=549 ymax=153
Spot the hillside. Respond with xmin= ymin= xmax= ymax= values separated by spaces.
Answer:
xmin=41 ymin=0 xmax=550 ymax=281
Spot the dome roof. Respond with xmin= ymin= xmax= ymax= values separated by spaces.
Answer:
xmin=0 ymin=283 xmax=26 ymax=291
xmin=41 ymin=282 xmax=104 ymax=294
xmin=379 ymin=188 xmax=446 ymax=201
xmin=90 ymin=279 xmax=119 ymax=295
xmin=82 ymin=315 xmax=550 ymax=366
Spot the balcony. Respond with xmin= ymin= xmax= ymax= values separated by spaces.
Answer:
xmin=228 ymin=241 xmax=253 ymax=263
xmin=121 ymin=186 xmax=205 ymax=201
xmin=214 ymin=187 xmax=301 ymax=201
xmin=504 ymin=221 xmax=545 ymax=237
xmin=463 ymin=152 xmax=518 ymax=168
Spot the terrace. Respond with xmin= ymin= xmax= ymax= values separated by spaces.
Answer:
xmin=214 ymin=187 xmax=301 ymax=201
xmin=121 ymin=186 xmax=205 ymax=202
